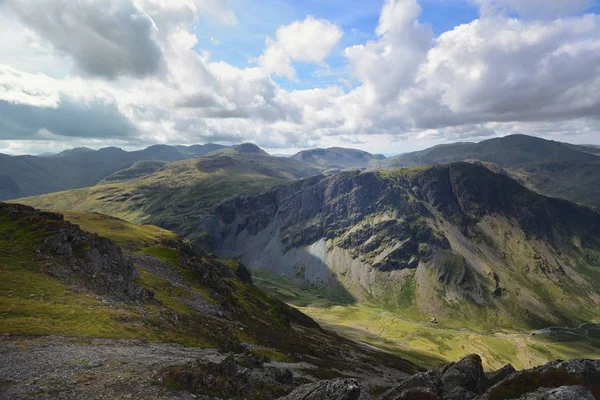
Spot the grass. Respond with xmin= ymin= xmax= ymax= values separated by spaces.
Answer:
xmin=0 ymin=209 xmax=212 ymax=346
xmin=59 ymin=211 xmax=176 ymax=251
xmin=15 ymin=153 xmax=316 ymax=240
xmin=140 ymin=245 xmax=181 ymax=266
xmin=252 ymin=269 xmax=354 ymax=307
xmin=253 ymin=270 xmax=600 ymax=370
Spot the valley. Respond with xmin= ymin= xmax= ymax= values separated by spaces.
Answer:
xmin=252 ymin=270 xmax=600 ymax=371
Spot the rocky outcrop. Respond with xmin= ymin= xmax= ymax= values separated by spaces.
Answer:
xmin=0 ymin=202 xmax=145 ymax=301
xmin=280 ymin=378 xmax=369 ymax=400
xmin=40 ymin=223 xmax=146 ymax=301
xmin=379 ymin=355 xmax=600 ymax=400
xmin=516 ymin=386 xmax=595 ymax=400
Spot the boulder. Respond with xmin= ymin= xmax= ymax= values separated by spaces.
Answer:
xmin=441 ymin=354 xmax=486 ymax=394
xmin=516 ymin=386 xmax=595 ymax=400
xmin=380 ymin=371 xmax=442 ymax=400
xmin=279 ymin=378 xmax=370 ymax=400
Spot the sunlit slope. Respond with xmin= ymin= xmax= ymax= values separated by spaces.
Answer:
xmin=17 ymin=148 xmax=321 ymax=239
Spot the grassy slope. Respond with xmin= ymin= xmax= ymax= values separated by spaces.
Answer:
xmin=253 ymin=270 xmax=600 ymax=371
xmin=0 ymin=211 xmax=207 ymax=345
xmin=383 ymin=134 xmax=600 ymax=169
xmin=510 ymin=161 xmax=600 ymax=209
xmin=16 ymin=154 xmax=316 ymax=238
xmin=0 ymin=207 xmax=417 ymax=386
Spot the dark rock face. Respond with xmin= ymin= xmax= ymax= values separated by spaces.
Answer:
xmin=440 ymin=354 xmax=486 ymax=396
xmin=516 ymin=386 xmax=595 ymax=400
xmin=485 ymin=359 xmax=600 ymax=400
xmin=216 ymin=170 xmax=444 ymax=272
xmin=280 ymin=378 xmax=369 ymax=400
xmin=40 ymin=225 xmax=145 ymax=301
xmin=380 ymin=370 xmax=442 ymax=400
xmin=485 ymin=364 xmax=516 ymax=388
xmin=0 ymin=202 xmax=145 ymax=301
xmin=380 ymin=355 xmax=600 ymax=400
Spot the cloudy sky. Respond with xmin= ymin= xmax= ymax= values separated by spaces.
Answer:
xmin=1 ymin=0 xmax=599 ymax=156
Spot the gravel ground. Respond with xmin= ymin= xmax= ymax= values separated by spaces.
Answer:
xmin=0 ymin=336 xmax=223 ymax=400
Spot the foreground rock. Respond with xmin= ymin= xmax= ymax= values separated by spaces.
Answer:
xmin=380 ymin=354 xmax=600 ymax=400
xmin=280 ymin=379 xmax=369 ymax=400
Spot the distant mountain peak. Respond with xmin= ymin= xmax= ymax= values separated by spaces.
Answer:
xmin=54 ymin=147 xmax=95 ymax=157
xmin=234 ymin=143 xmax=269 ymax=155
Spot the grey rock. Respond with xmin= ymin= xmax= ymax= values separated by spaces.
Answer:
xmin=444 ymin=386 xmax=477 ymax=400
xmin=485 ymin=364 xmax=515 ymax=388
xmin=279 ymin=378 xmax=370 ymax=400
xmin=516 ymin=386 xmax=595 ymax=400
xmin=441 ymin=354 xmax=486 ymax=394
xmin=381 ymin=370 xmax=442 ymax=400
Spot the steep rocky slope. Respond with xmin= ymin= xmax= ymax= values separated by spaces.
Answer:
xmin=211 ymin=163 xmax=600 ymax=331
xmin=0 ymin=203 xmax=416 ymax=398
xmin=282 ymin=355 xmax=600 ymax=400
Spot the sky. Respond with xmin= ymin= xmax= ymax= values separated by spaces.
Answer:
xmin=0 ymin=0 xmax=599 ymax=156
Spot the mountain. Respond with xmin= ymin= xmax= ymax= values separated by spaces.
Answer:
xmin=383 ymin=134 xmax=600 ymax=168
xmin=0 ymin=143 xmax=230 ymax=200
xmin=206 ymin=163 xmax=600 ymax=358
xmin=0 ymin=202 xmax=418 ymax=398
xmin=17 ymin=145 xmax=322 ymax=240
xmin=54 ymin=146 xmax=95 ymax=157
xmin=382 ymin=134 xmax=600 ymax=209
xmin=511 ymin=161 xmax=600 ymax=209
xmin=291 ymin=147 xmax=386 ymax=170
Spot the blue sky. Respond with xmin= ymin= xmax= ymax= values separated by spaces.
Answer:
xmin=193 ymin=0 xmax=600 ymax=92
xmin=193 ymin=0 xmax=482 ymax=89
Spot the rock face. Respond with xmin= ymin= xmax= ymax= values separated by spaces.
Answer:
xmin=0 ymin=202 xmax=145 ymax=301
xmin=211 ymin=163 xmax=600 ymax=328
xmin=516 ymin=386 xmax=595 ymax=400
xmin=378 ymin=355 xmax=600 ymax=400
xmin=280 ymin=378 xmax=369 ymax=400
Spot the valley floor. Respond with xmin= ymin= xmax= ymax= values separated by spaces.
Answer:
xmin=252 ymin=271 xmax=600 ymax=371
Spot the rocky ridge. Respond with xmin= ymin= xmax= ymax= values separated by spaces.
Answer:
xmin=211 ymin=162 xmax=600 ymax=328
xmin=283 ymin=355 xmax=600 ymax=400
xmin=1 ymin=202 xmax=145 ymax=301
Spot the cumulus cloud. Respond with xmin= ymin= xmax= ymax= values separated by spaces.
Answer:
xmin=407 ymin=14 xmax=600 ymax=129
xmin=0 ymin=0 xmax=600 ymax=155
xmin=258 ymin=16 xmax=343 ymax=80
xmin=6 ymin=0 xmax=165 ymax=79
xmin=345 ymin=0 xmax=432 ymax=105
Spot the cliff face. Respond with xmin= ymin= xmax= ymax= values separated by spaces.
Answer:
xmin=212 ymin=163 xmax=600 ymax=329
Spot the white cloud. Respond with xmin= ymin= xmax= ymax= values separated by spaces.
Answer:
xmin=6 ymin=0 xmax=165 ymax=79
xmin=258 ymin=16 xmax=343 ymax=80
xmin=0 ymin=0 xmax=600 ymax=156
xmin=345 ymin=0 xmax=432 ymax=105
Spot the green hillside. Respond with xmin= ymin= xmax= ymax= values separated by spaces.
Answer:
xmin=0 ymin=203 xmax=416 ymax=397
xmin=0 ymin=143 xmax=228 ymax=200
xmin=17 ymin=146 xmax=321 ymax=240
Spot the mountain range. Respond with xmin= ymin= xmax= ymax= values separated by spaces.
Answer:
xmin=0 ymin=143 xmax=228 ymax=200
xmin=3 ymin=134 xmax=600 ymax=397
